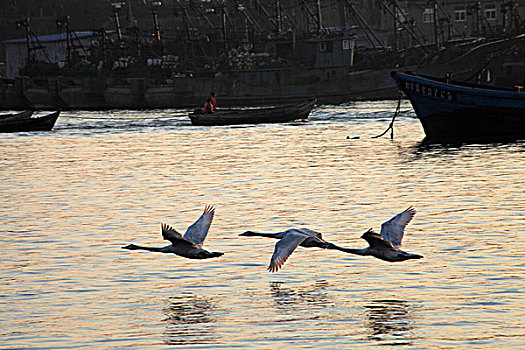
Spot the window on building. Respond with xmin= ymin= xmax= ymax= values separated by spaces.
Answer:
xmin=342 ymin=39 xmax=350 ymax=50
xmin=485 ymin=5 xmax=497 ymax=20
xmin=320 ymin=41 xmax=333 ymax=52
xmin=454 ymin=8 xmax=467 ymax=22
xmin=423 ymin=8 xmax=434 ymax=23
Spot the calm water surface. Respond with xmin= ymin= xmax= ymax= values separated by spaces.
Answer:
xmin=1 ymin=101 xmax=524 ymax=349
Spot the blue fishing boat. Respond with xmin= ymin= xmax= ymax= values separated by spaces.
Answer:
xmin=391 ymin=71 xmax=525 ymax=141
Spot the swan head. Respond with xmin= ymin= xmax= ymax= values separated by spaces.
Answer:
xmin=122 ymin=244 xmax=138 ymax=250
xmin=361 ymin=228 xmax=378 ymax=239
xmin=239 ymin=231 xmax=256 ymax=236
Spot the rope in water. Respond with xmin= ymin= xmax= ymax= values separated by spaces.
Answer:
xmin=371 ymin=96 xmax=402 ymax=139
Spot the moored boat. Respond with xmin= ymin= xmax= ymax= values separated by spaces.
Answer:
xmin=0 ymin=110 xmax=34 ymax=120
xmin=0 ymin=110 xmax=60 ymax=133
xmin=188 ymin=99 xmax=315 ymax=126
xmin=391 ymin=71 xmax=525 ymax=141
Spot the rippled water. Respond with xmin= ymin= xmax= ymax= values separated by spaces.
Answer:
xmin=1 ymin=101 xmax=524 ymax=349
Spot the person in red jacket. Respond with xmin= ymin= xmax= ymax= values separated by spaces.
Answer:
xmin=210 ymin=92 xmax=217 ymax=109
xmin=203 ymin=98 xmax=214 ymax=113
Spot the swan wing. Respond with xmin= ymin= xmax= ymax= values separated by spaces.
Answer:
xmin=362 ymin=229 xmax=397 ymax=251
xmin=380 ymin=207 xmax=416 ymax=247
xmin=297 ymin=227 xmax=323 ymax=238
xmin=161 ymin=223 xmax=196 ymax=248
xmin=183 ymin=204 xmax=215 ymax=246
xmin=268 ymin=231 xmax=309 ymax=272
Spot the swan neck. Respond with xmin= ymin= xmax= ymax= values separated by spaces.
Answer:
xmin=250 ymin=232 xmax=281 ymax=238
xmin=327 ymin=244 xmax=369 ymax=256
xmin=131 ymin=245 xmax=166 ymax=252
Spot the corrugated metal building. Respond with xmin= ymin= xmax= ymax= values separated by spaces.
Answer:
xmin=2 ymin=31 xmax=95 ymax=79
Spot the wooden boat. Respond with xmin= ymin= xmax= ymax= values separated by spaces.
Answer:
xmin=0 ymin=110 xmax=34 ymax=120
xmin=0 ymin=110 xmax=60 ymax=133
xmin=391 ymin=71 xmax=525 ymax=141
xmin=188 ymin=99 xmax=315 ymax=126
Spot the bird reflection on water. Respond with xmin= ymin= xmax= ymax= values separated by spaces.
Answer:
xmin=269 ymin=280 xmax=332 ymax=311
xmin=363 ymin=299 xmax=415 ymax=346
xmin=162 ymin=294 xmax=217 ymax=346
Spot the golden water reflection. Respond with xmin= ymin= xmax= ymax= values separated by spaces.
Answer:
xmin=363 ymin=299 xmax=415 ymax=346
xmin=163 ymin=294 xmax=218 ymax=346
xmin=269 ymin=280 xmax=332 ymax=310
xmin=1 ymin=103 xmax=523 ymax=349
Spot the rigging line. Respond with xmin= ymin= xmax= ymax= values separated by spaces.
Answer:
xmin=460 ymin=45 xmax=514 ymax=83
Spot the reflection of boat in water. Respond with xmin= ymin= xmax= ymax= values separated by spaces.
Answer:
xmin=163 ymin=294 xmax=217 ymax=346
xmin=364 ymin=299 xmax=414 ymax=345
xmin=0 ymin=110 xmax=60 ymax=133
xmin=392 ymin=70 xmax=525 ymax=142
xmin=189 ymin=99 xmax=315 ymax=126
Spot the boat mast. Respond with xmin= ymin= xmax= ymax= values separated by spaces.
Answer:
xmin=221 ymin=2 xmax=228 ymax=50
xmin=55 ymin=16 xmax=72 ymax=72
xmin=316 ymin=0 xmax=323 ymax=32
xmin=475 ymin=1 xmax=483 ymax=37
xmin=379 ymin=1 xmax=431 ymax=53
xmin=16 ymin=18 xmax=48 ymax=66
xmin=346 ymin=1 xmax=386 ymax=50
xmin=393 ymin=2 xmax=399 ymax=52
xmin=17 ymin=19 xmax=33 ymax=63
xmin=300 ymin=0 xmax=322 ymax=33
xmin=275 ymin=0 xmax=282 ymax=34
xmin=432 ymin=0 xmax=441 ymax=50
xmin=112 ymin=2 xmax=124 ymax=42
xmin=150 ymin=1 xmax=164 ymax=53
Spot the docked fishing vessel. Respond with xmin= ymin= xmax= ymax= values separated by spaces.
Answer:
xmin=1 ymin=1 xmax=523 ymax=110
xmin=391 ymin=71 xmax=525 ymax=141
xmin=188 ymin=99 xmax=315 ymax=126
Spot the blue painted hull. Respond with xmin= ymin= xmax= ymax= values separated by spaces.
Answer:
xmin=391 ymin=71 xmax=525 ymax=141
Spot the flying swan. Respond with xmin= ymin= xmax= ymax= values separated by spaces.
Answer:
xmin=240 ymin=227 xmax=356 ymax=272
xmin=240 ymin=207 xmax=422 ymax=272
xmin=122 ymin=204 xmax=223 ymax=259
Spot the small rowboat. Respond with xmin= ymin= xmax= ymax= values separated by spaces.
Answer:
xmin=0 ymin=110 xmax=34 ymax=121
xmin=188 ymin=99 xmax=315 ymax=126
xmin=0 ymin=110 xmax=60 ymax=133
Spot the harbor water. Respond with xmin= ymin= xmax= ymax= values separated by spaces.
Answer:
xmin=1 ymin=101 xmax=524 ymax=349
